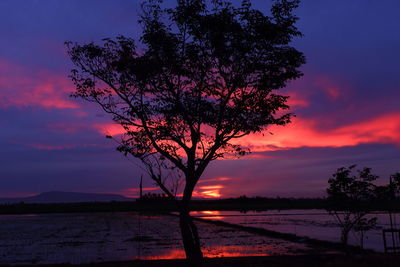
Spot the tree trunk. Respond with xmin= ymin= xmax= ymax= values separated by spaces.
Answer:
xmin=341 ymin=228 xmax=350 ymax=246
xmin=179 ymin=210 xmax=203 ymax=265
xmin=359 ymin=230 xmax=364 ymax=249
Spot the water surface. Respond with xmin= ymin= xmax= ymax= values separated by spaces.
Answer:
xmin=191 ymin=209 xmax=400 ymax=252
xmin=0 ymin=212 xmax=312 ymax=264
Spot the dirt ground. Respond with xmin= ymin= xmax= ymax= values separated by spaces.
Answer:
xmin=1 ymin=254 xmax=400 ymax=267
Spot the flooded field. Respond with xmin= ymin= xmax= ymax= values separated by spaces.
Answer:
xmin=0 ymin=212 xmax=313 ymax=265
xmin=191 ymin=210 xmax=400 ymax=252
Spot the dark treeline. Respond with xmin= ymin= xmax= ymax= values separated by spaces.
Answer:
xmin=1 ymin=196 xmax=400 ymax=215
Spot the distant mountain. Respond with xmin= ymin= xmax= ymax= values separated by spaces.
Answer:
xmin=0 ymin=191 xmax=133 ymax=204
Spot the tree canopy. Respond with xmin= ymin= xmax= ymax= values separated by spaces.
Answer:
xmin=67 ymin=0 xmax=305 ymax=204
xmin=327 ymin=165 xmax=400 ymax=247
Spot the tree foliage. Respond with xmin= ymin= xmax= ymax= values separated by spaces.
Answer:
xmin=327 ymin=165 xmax=400 ymax=247
xmin=67 ymin=1 xmax=306 ymax=260
xmin=375 ymin=172 xmax=400 ymax=201
xmin=66 ymin=0 xmax=305 ymax=205
xmin=327 ymin=165 xmax=378 ymax=210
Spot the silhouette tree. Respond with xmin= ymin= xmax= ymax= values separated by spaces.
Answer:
xmin=327 ymin=165 xmax=379 ymax=247
xmin=67 ymin=0 xmax=304 ymax=261
xmin=375 ymin=172 xmax=400 ymax=201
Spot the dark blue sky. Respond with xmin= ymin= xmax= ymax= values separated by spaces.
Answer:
xmin=0 ymin=0 xmax=399 ymax=198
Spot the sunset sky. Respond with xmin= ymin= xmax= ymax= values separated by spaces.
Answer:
xmin=0 ymin=0 xmax=399 ymax=198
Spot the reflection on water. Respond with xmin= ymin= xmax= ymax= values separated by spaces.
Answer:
xmin=202 ymin=245 xmax=270 ymax=258
xmin=191 ymin=210 xmax=224 ymax=220
xmin=0 ymin=212 xmax=310 ymax=265
xmin=141 ymin=245 xmax=269 ymax=260
xmin=140 ymin=249 xmax=186 ymax=260
xmin=194 ymin=210 xmax=400 ymax=252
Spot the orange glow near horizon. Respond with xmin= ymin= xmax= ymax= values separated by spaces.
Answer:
xmin=121 ymin=183 xmax=227 ymax=199
xmin=124 ymin=187 xmax=161 ymax=198
xmin=191 ymin=210 xmax=224 ymax=220
xmin=194 ymin=185 xmax=224 ymax=198
xmin=121 ymin=176 xmax=232 ymax=199
xmin=127 ymin=187 xmax=159 ymax=192
xmin=121 ymin=181 xmax=229 ymax=199
xmin=139 ymin=245 xmax=270 ymax=260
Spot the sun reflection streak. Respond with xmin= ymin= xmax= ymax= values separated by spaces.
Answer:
xmin=190 ymin=210 xmax=224 ymax=220
xmin=138 ymin=245 xmax=270 ymax=260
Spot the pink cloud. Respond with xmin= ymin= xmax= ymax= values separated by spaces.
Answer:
xmin=235 ymin=112 xmax=400 ymax=151
xmin=198 ymin=177 xmax=231 ymax=184
xmin=93 ymin=123 xmax=126 ymax=136
xmin=286 ymin=91 xmax=310 ymax=108
xmin=313 ymin=75 xmax=344 ymax=100
xmin=0 ymin=58 xmax=78 ymax=109
xmin=38 ymin=120 xmax=124 ymax=138
xmin=86 ymin=68 xmax=399 ymax=154
xmin=93 ymin=112 xmax=400 ymax=154
xmin=284 ymin=70 xmax=353 ymax=106
xmin=240 ymin=153 xmax=275 ymax=159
